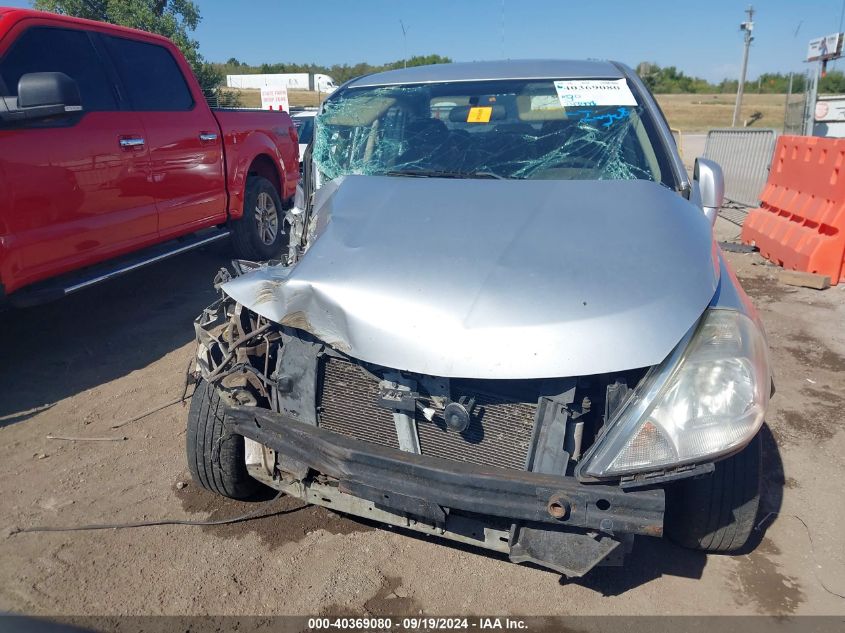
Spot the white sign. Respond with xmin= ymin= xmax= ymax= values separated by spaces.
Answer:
xmin=807 ymin=33 xmax=842 ymax=61
xmin=260 ymin=86 xmax=289 ymax=112
xmin=553 ymin=79 xmax=638 ymax=107
xmin=815 ymin=98 xmax=845 ymax=122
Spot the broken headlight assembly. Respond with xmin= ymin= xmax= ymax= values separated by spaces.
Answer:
xmin=580 ymin=308 xmax=770 ymax=479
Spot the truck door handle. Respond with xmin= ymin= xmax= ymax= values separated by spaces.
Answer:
xmin=199 ymin=133 xmax=218 ymax=143
xmin=119 ymin=137 xmax=145 ymax=149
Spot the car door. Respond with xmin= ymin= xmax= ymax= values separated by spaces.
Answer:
xmin=0 ymin=25 xmax=156 ymax=292
xmin=103 ymin=35 xmax=226 ymax=239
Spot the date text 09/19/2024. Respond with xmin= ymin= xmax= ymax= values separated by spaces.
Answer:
xmin=306 ymin=617 xmax=528 ymax=630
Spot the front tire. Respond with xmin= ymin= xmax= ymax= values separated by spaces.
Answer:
xmin=230 ymin=175 xmax=287 ymax=261
xmin=186 ymin=379 xmax=261 ymax=499
xmin=665 ymin=432 xmax=762 ymax=552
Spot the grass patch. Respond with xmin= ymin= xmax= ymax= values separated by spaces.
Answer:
xmin=655 ymin=93 xmax=787 ymax=132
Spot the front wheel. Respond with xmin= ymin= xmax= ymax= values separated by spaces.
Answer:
xmin=665 ymin=432 xmax=762 ymax=552
xmin=230 ymin=175 xmax=287 ymax=261
xmin=186 ymin=379 xmax=262 ymax=499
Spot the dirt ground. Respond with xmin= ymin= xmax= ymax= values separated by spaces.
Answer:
xmin=1 ymin=219 xmax=844 ymax=618
xmin=225 ymin=88 xmax=324 ymax=108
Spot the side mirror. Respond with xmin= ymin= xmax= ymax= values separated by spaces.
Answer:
xmin=0 ymin=72 xmax=83 ymax=124
xmin=693 ymin=157 xmax=725 ymax=227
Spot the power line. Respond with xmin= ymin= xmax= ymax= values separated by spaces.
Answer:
xmin=399 ymin=20 xmax=409 ymax=69
xmin=840 ymin=0 xmax=845 ymax=34
xmin=835 ymin=0 xmax=845 ymax=69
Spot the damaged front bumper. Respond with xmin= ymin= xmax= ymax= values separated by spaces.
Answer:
xmin=226 ymin=405 xmax=665 ymax=577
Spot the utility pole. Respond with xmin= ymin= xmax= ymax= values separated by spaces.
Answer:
xmin=732 ymin=5 xmax=755 ymax=127
xmin=805 ymin=64 xmax=820 ymax=136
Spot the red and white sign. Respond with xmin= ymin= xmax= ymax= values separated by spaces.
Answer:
xmin=260 ymin=86 xmax=289 ymax=112
xmin=815 ymin=98 xmax=845 ymax=122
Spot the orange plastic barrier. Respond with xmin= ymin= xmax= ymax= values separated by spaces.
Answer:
xmin=741 ymin=135 xmax=845 ymax=284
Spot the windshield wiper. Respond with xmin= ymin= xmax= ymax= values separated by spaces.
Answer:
xmin=385 ymin=169 xmax=505 ymax=180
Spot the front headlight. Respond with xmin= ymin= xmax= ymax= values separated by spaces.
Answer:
xmin=581 ymin=308 xmax=770 ymax=479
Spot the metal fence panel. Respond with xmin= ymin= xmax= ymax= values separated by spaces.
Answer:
xmin=784 ymin=96 xmax=807 ymax=135
xmin=703 ymin=128 xmax=778 ymax=208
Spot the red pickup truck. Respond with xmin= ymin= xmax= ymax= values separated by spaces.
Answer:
xmin=0 ymin=8 xmax=299 ymax=305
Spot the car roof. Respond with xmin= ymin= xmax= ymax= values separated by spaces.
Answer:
xmin=346 ymin=59 xmax=624 ymax=88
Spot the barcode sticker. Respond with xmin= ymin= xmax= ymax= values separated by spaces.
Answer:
xmin=553 ymin=79 xmax=638 ymax=107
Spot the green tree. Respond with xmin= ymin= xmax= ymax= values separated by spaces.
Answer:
xmin=211 ymin=54 xmax=453 ymax=85
xmin=387 ymin=54 xmax=452 ymax=70
xmin=31 ymin=0 xmax=233 ymax=103
xmin=636 ymin=62 xmax=716 ymax=94
xmin=820 ymin=70 xmax=845 ymax=94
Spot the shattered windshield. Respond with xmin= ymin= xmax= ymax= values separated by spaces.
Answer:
xmin=313 ymin=78 xmax=674 ymax=185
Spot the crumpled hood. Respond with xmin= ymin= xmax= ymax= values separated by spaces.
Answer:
xmin=222 ymin=175 xmax=718 ymax=379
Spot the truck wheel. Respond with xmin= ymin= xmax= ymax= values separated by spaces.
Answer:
xmin=186 ymin=379 xmax=261 ymax=499
xmin=230 ymin=176 xmax=286 ymax=261
xmin=665 ymin=432 xmax=761 ymax=552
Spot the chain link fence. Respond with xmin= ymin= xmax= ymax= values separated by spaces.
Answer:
xmin=784 ymin=95 xmax=807 ymax=135
xmin=704 ymin=129 xmax=778 ymax=211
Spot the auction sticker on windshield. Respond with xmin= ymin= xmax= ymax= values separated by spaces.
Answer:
xmin=467 ymin=106 xmax=493 ymax=123
xmin=553 ymin=78 xmax=638 ymax=107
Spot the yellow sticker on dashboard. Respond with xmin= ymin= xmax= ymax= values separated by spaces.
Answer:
xmin=466 ymin=106 xmax=492 ymax=123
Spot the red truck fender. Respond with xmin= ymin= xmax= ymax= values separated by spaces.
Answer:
xmin=220 ymin=126 xmax=298 ymax=221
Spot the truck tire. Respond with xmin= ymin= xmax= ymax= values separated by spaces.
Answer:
xmin=665 ymin=432 xmax=762 ymax=552
xmin=186 ymin=379 xmax=261 ymax=499
xmin=230 ymin=175 xmax=286 ymax=261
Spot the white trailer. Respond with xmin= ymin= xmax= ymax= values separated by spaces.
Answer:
xmin=226 ymin=73 xmax=337 ymax=93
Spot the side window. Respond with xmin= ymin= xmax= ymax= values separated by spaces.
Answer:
xmin=0 ymin=26 xmax=117 ymax=111
xmin=105 ymin=36 xmax=193 ymax=111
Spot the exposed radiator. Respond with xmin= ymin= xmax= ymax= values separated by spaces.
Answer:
xmin=318 ymin=357 xmax=400 ymax=450
xmin=317 ymin=357 xmax=538 ymax=470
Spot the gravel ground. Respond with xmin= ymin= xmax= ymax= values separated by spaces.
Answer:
xmin=1 ymin=221 xmax=844 ymax=619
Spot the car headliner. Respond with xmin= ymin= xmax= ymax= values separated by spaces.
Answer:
xmin=346 ymin=59 xmax=625 ymax=88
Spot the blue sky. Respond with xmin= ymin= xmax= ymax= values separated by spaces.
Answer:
xmin=7 ymin=0 xmax=845 ymax=81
